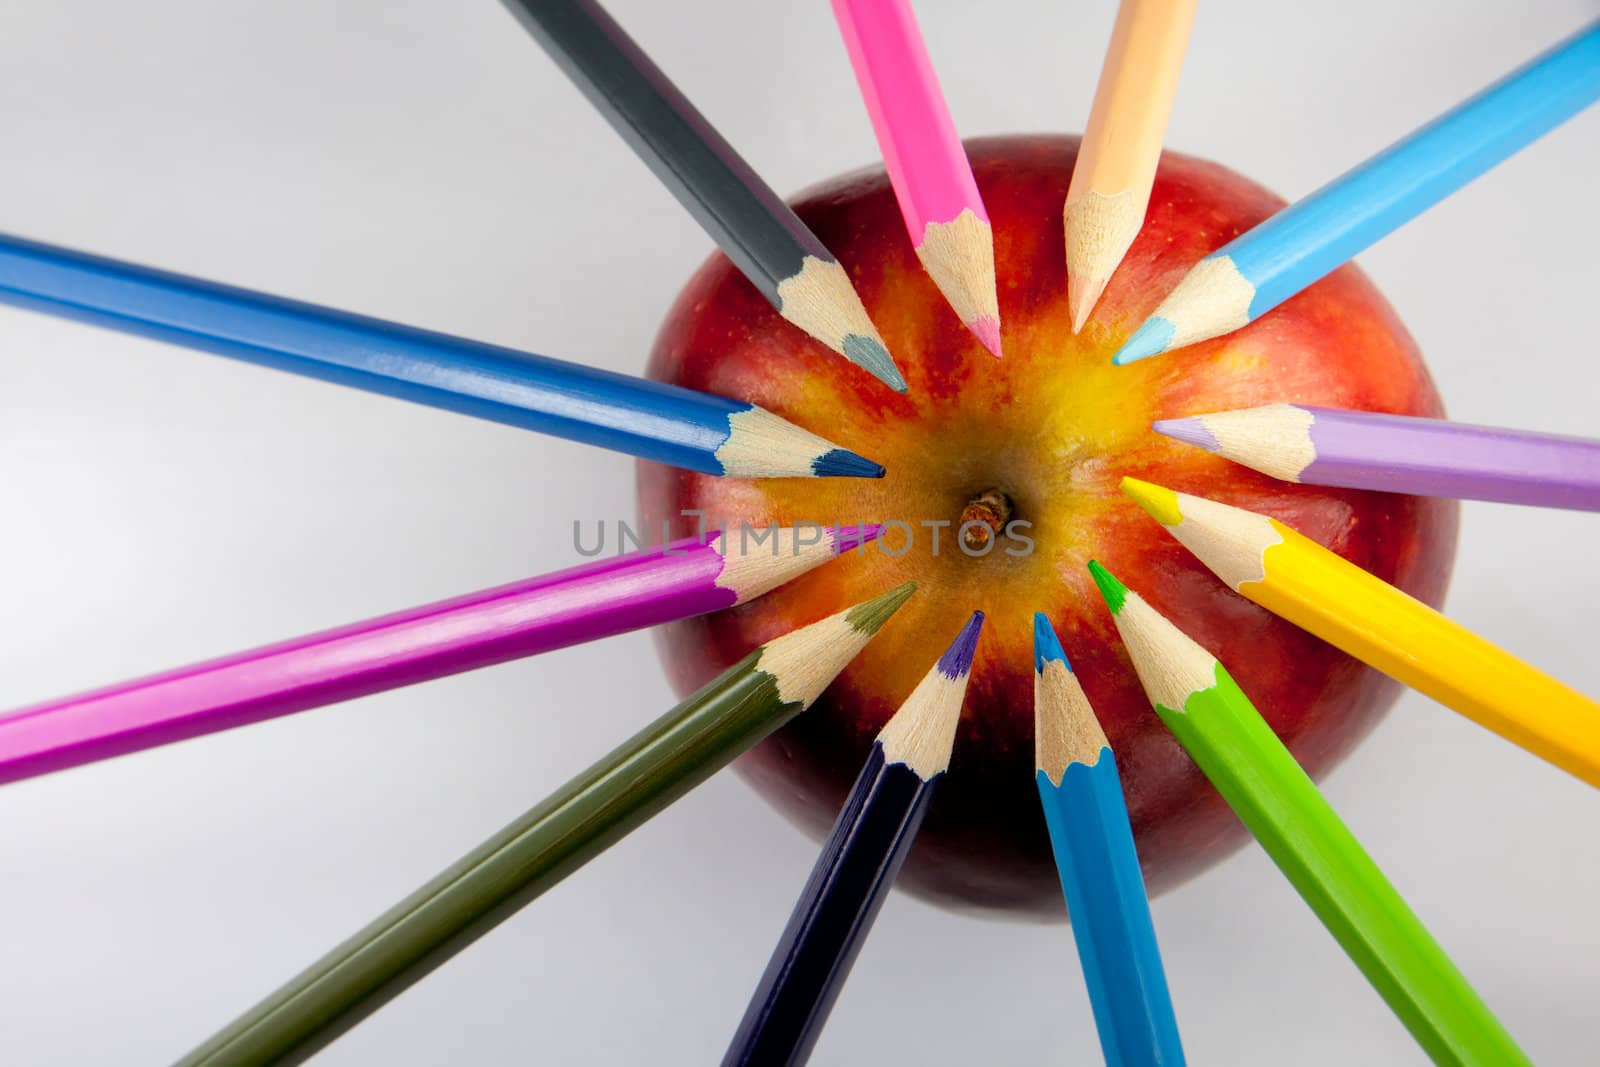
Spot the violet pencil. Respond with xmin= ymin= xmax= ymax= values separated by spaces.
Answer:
xmin=1156 ymin=404 xmax=1600 ymax=511
xmin=0 ymin=526 xmax=878 ymax=784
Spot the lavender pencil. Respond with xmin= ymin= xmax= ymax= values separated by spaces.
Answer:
xmin=1156 ymin=405 xmax=1600 ymax=511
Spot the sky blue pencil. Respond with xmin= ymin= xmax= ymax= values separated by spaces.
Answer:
xmin=1034 ymin=614 xmax=1185 ymax=1067
xmin=0 ymin=231 xmax=881 ymax=479
xmin=1115 ymin=20 xmax=1600 ymax=364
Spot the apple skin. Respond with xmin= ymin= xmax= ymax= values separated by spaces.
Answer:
xmin=638 ymin=134 xmax=1458 ymax=920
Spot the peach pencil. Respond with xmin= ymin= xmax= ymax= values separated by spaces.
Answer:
xmin=1064 ymin=0 xmax=1197 ymax=331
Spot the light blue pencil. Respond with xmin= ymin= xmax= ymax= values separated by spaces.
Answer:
xmin=1115 ymin=20 xmax=1600 ymax=365
xmin=1033 ymin=614 xmax=1185 ymax=1067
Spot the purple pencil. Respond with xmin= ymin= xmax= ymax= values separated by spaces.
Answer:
xmin=0 ymin=524 xmax=879 ymax=785
xmin=1155 ymin=404 xmax=1600 ymax=511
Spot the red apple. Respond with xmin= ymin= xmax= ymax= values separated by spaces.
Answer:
xmin=638 ymin=134 xmax=1457 ymax=919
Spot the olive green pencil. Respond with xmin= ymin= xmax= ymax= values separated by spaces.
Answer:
xmin=177 ymin=583 xmax=917 ymax=1067
xmin=1088 ymin=561 xmax=1528 ymax=1067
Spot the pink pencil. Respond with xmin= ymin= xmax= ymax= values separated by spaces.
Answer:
xmin=0 ymin=525 xmax=878 ymax=785
xmin=832 ymin=0 xmax=1002 ymax=357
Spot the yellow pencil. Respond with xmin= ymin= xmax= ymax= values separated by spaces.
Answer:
xmin=1121 ymin=476 xmax=1600 ymax=788
xmin=1064 ymin=0 xmax=1197 ymax=332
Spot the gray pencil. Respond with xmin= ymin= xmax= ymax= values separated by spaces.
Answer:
xmin=502 ymin=0 xmax=905 ymax=391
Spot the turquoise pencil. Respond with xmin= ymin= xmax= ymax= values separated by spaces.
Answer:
xmin=1033 ymin=614 xmax=1185 ymax=1067
xmin=1115 ymin=20 xmax=1600 ymax=364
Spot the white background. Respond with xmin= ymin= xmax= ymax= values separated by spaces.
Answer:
xmin=2 ymin=1 xmax=1597 ymax=1063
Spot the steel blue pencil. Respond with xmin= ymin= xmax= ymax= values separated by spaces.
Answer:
xmin=1034 ymin=614 xmax=1185 ymax=1067
xmin=0 ymin=231 xmax=882 ymax=478
xmin=1116 ymin=21 xmax=1600 ymax=364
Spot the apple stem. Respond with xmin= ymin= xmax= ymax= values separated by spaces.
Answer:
xmin=959 ymin=489 xmax=1013 ymax=552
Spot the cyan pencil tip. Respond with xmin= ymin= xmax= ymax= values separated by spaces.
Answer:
xmin=1112 ymin=317 xmax=1176 ymax=366
xmin=1033 ymin=612 xmax=1070 ymax=672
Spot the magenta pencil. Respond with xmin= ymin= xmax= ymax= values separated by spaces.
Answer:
xmin=831 ymin=0 xmax=1001 ymax=357
xmin=0 ymin=526 xmax=878 ymax=785
xmin=1156 ymin=404 xmax=1600 ymax=511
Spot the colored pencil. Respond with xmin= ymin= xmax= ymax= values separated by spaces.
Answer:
xmin=1064 ymin=0 xmax=1197 ymax=332
xmin=0 ymin=232 xmax=882 ymax=479
xmin=1120 ymin=477 xmax=1600 ymax=787
xmin=176 ymin=583 xmax=917 ymax=1067
xmin=1114 ymin=21 xmax=1600 ymax=364
xmin=831 ymin=0 xmax=1001 ymax=357
xmin=724 ymin=610 xmax=983 ymax=1067
xmin=500 ymin=0 xmax=905 ymax=392
xmin=0 ymin=526 xmax=880 ymax=785
xmin=1155 ymin=404 xmax=1600 ymax=511
xmin=1033 ymin=613 xmax=1185 ymax=1067
xmin=1088 ymin=562 xmax=1531 ymax=1067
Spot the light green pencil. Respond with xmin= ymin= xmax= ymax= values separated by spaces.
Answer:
xmin=1087 ymin=560 xmax=1529 ymax=1067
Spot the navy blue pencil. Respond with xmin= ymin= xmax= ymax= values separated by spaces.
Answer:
xmin=723 ymin=611 xmax=984 ymax=1067
xmin=0 ymin=232 xmax=882 ymax=479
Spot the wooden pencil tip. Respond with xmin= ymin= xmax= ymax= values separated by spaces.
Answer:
xmin=1120 ymin=477 xmax=1184 ymax=527
xmin=846 ymin=581 xmax=918 ymax=636
xmin=1067 ymin=274 xmax=1109 ymax=334
xmin=843 ymin=334 xmax=908 ymax=393
xmin=1033 ymin=612 xmax=1070 ymax=673
xmin=1151 ymin=417 xmax=1219 ymax=453
xmin=935 ymin=611 xmax=985 ymax=679
xmin=812 ymin=448 xmax=886 ymax=479
xmin=831 ymin=524 xmax=883 ymax=554
xmin=968 ymin=315 xmax=1003 ymax=358
xmin=1112 ymin=317 xmax=1175 ymax=365
xmin=1086 ymin=560 xmax=1128 ymax=616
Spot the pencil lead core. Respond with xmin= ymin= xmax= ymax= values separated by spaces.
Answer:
xmin=935 ymin=611 xmax=985 ymax=679
xmin=1086 ymin=560 xmax=1128 ymax=615
xmin=1112 ymin=317 xmax=1175 ymax=365
xmin=1033 ymin=612 xmax=1070 ymax=672
xmin=843 ymin=335 xmax=908 ymax=393
xmin=845 ymin=582 xmax=919 ymax=635
xmin=1151 ymin=416 xmax=1219 ymax=452
xmin=812 ymin=448 xmax=887 ymax=479
xmin=1120 ymin=477 xmax=1184 ymax=527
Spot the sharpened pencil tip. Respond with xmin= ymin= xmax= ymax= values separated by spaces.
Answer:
xmin=936 ymin=611 xmax=984 ymax=679
xmin=1067 ymin=275 xmax=1109 ymax=334
xmin=843 ymin=334 xmax=908 ymax=393
xmin=1152 ymin=417 xmax=1220 ymax=453
xmin=1120 ymin=476 xmax=1184 ymax=527
xmin=813 ymin=448 xmax=886 ymax=479
xmin=1033 ymin=613 xmax=1069 ymax=673
xmin=968 ymin=315 xmax=1003 ymax=358
xmin=1112 ymin=317 xmax=1176 ymax=366
xmin=831 ymin=524 xmax=883 ymax=554
xmin=1086 ymin=561 xmax=1127 ymax=615
xmin=846 ymin=581 xmax=918 ymax=635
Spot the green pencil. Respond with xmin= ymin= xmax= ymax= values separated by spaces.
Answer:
xmin=176 ymin=583 xmax=917 ymax=1067
xmin=1087 ymin=561 xmax=1528 ymax=1067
